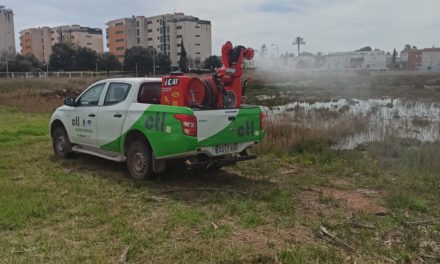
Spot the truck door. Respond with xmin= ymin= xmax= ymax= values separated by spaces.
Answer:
xmin=97 ymin=82 xmax=132 ymax=153
xmin=69 ymin=82 xmax=106 ymax=146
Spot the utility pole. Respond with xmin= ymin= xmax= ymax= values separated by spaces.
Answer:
xmin=135 ymin=63 xmax=138 ymax=77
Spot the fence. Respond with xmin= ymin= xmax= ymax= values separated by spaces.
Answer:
xmin=0 ymin=71 xmax=157 ymax=79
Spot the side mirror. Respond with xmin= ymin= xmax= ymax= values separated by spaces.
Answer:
xmin=64 ymin=97 xmax=76 ymax=107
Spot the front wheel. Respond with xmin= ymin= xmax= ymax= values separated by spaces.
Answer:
xmin=126 ymin=140 xmax=153 ymax=180
xmin=52 ymin=127 xmax=72 ymax=158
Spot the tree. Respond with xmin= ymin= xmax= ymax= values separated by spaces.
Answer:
xmin=76 ymin=47 xmax=98 ymax=71
xmin=391 ymin=48 xmax=398 ymax=69
xmin=123 ymin=46 xmax=154 ymax=75
xmin=0 ymin=53 xmax=43 ymax=72
xmin=260 ymin=44 xmax=268 ymax=58
xmin=203 ymin=55 xmax=222 ymax=71
xmin=404 ymin=44 xmax=411 ymax=51
xmin=156 ymin=52 xmax=172 ymax=73
xmin=178 ymin=40 xmax=189 ymax=73
xmin=356 ymin=46 xmax=372 ymax=52
xmin=292 ymin=37 xmax=306 ymax=56
xmin=49 ymin=43 xmax=77 ymax=71
xmin=97 ymin=52 xmax=122 ymax=73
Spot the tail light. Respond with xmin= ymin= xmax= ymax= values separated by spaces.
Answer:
xmin=260 ymin=111 xmax=265 ymax=130
xmin=174 ymin=114 xmax=197 ymax=137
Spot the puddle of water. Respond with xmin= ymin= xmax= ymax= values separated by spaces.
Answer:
xmin=266 ymin=98 xmax=440 ymax=149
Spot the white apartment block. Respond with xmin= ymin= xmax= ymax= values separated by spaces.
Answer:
xmin=0 ymin=6 xmax=15 ymax=56
xmin=107 ymin=13 xmax=212 ymax=67
xmin=326 ymin=50 xmax=388 ymax=70
xmin=420 ymin=48 xmax=440 ymax=72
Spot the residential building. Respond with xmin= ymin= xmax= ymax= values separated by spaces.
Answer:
xmin=406 ymin=49 xmax=422 ymax=70
xmin=107 ymin=13 xmax=212 ymax=67
xmin=420 ymin=48 xmax=440 ymax=72
xmin=20 ymin=25 xmax=103 ymax=62
xmin=325 ymin=50 xmax=389 ymax=70
xmin=0 ymin=5 xmax=15 ymax=56
xmin=20 ymin=27 xmax=52 ymax=62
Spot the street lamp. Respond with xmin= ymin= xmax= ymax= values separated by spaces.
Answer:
xmin=271 ymin=44 xmax=279 ymax=57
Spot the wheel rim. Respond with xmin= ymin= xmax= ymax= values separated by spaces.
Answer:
xmin=56 ymin=136 xmax=66 ymax=153
xmin=132 ymin=152 xmax=146 ymax=173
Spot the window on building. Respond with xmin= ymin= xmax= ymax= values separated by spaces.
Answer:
xmin=147 ymin=37 xmax=153 ymax=41
xmin=177 ymin=26 xmax=182 ymax=30
xmin=148 ymin=29 xmax=152 ymax=32
xmin=195 ymin=52 xmax=201 ymax=55
xmin=116 ymin=47 xmax=125 ymax=51
xmin=177 ymin=52 xmax=181 ymax=56
xmin=147 ymin=21 xmax=152 ymax=24
xmin=115 ymin=22 xmax=124 ymax=26
xmin=116 ymin=38 xmax=124 ymax=43
xmin=195 ymin=26 xmax=200 ymax=29
xmin=137 ymin=38 xmax=140 ymax=44
xmin=116 ymin=30 xmax=124 ymax=34
xmin=195 ymin=35 xmax=200 ymax=37
xmin=136 ymin=29 xmax=140 ymax=36
xmin=136 ymin=21 xmax=140 ymax=27
xmin=87 ymin=43 xmax=92 ymax=45
xmin=157 ymin=36 xmax=159 ymax=40
xmin=195 ymin=43 xmax=200 ymax=46
xmin=176 ymin=35 xmax=182 ymax=38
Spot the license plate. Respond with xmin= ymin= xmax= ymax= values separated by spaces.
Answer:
xmin=214 ymin=144 xmax=239 ymax=155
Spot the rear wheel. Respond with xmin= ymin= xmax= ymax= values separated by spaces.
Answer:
xmin=127 ymin=140 xmax=153 ymax=180
xmin=52 ymin=127 xmax=72 ymax=158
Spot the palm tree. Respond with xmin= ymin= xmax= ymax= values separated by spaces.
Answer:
xmin=292 ymin=37 xmax=306 ymax=56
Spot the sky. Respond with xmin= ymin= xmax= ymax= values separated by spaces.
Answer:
xmin=2 ymin=0 xmax=440 ymax=55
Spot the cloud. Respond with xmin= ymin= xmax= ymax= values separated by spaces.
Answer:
xmin=3 ymin=0 xmax=440 ymax=55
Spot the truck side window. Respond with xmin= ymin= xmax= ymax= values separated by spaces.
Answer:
xmin=104 ymin=83 xmax=131 ymax=106
xmin=138 ymin=82 xmax=161 ymax=104
xmin=77 ymin=83 xmax=106 ymax=107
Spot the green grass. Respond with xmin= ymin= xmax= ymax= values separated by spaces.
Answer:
xmin=0 ymin=106 xmax=439 ymax=263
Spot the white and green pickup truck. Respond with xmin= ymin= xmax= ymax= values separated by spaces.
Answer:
xmin=50 ymin=78 xmax=265 ymax=179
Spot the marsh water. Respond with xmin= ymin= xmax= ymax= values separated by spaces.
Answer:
xmin=266 ymin=98 xmax=440 ymax=149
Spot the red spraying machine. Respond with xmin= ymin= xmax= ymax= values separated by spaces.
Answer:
xmin=160 ymin=41 xmax=254 ymax=109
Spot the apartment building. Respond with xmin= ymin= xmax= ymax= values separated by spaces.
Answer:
xmin=107 ymin=13 xmax=212 ymax=67
xmin=326 ymin=50 xmax=389 ymax=70
xmin=420 ymin=48 xmax=440 ymax=72
xmin=20 ymin=27 xmax=52 ymax=62
xmin=20 ymin=25 xmax=103 ymax=62
xmin=0 ymin=5 xmax=16 ymax=56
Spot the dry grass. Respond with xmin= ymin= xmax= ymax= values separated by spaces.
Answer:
xmin=256 ymin=109 xmax=368 ymax=155
xmin=0 ymin=78 xmax=97 ymax=112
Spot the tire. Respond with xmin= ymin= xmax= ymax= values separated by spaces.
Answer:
xmin=126 ymin=140 xmax=153 ymax=180
xmin=52 ymin=127 xmax=72 ymax=158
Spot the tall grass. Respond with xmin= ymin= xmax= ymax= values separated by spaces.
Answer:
xmin=256 ymin=109 xmax=368 ymax=155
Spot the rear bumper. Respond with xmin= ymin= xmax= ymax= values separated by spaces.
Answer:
xmin=197 ymin=141 xmax=257 ymax=157
xmin=185 ymin=151 xmax=257 ymax=170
